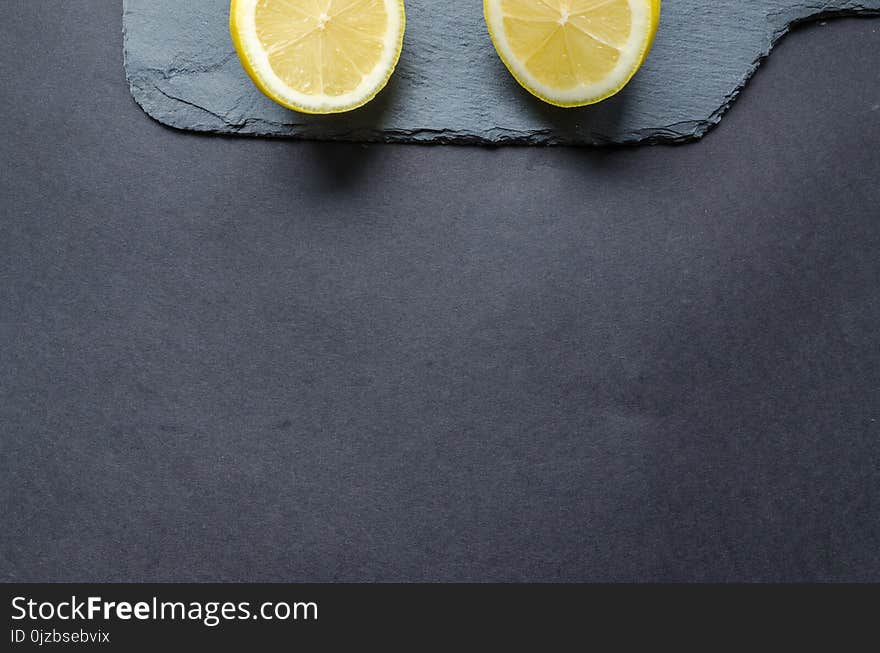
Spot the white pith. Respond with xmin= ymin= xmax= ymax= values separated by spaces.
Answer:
xmin=485 ymin=0 xmax=653 ymax=105
xmin=234 ymin=0 xmax=404 ymax=113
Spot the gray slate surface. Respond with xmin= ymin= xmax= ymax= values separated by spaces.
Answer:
xmin=124 ymin=1 xmax=880 ymax=144
xmin=4 ymin=1 xmax=880 ymax=582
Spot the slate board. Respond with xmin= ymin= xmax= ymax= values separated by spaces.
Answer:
xmin=123 ymin=1 xmax=880 ymax=144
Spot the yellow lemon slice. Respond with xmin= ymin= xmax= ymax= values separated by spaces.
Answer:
xmin=230 ymin=0 xmax=406 ymax=114
xmin=484 ymin=0 xmax=661 ymax=107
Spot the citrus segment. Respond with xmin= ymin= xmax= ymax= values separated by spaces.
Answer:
xmin=485 ymin=0 xmax=660 ymax=107
xmin=231 ymin=0 xmax=405 ymax=114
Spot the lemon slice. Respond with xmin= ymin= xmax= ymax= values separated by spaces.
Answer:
xmin=484 ymin=0 xmax=660 ymax=107
xmin=230 ymin=0 xmax=406 ymax=114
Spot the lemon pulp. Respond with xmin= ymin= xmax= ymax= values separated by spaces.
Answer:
xmin=485 ymin=0 xmax=660 ymax=107
xmin=231 ymin=0 xmax=406 ymax=114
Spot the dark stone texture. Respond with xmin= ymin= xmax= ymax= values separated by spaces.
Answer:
xmin=123 ymin=0 xmax=880 ymax=144
xmin=2 ymin=2 xmax=880 ymax=581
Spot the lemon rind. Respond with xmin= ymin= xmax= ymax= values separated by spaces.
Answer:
xmin=230 ymin=0 xmax=406 ymax=115
xmin=484 ymin=0 xmax=661 ymax=108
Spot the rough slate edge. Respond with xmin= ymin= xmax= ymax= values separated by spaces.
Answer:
xmin=123 ymin=7 xmax=880 ymax=146
xmin=684 ymin=7 xmax=880 ymax=147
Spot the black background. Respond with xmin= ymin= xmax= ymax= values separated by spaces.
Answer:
xmin=1 ymin=3 xmax=879 ymax=582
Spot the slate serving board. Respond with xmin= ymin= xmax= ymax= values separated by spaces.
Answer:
xmin=123 ymin=1 xmax=880 ymax=144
